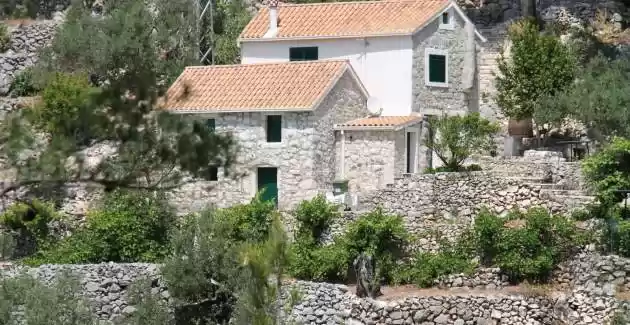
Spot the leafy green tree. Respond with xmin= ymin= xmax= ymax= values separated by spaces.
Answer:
xmin=232 ymin=216 xmax=294 ymax=325
xmin=0 ymin=0 xmax=238 ymax=201
xmin=211 ymin=0 xmax=252 ymax=65
xmin=582 ymin=137 xmax=630 ymax=205
xmin=535 ymin=55 xmax=630 ymax=140
xmin=425 ymin=112 xmax=500 ymax=172
xmin=494 ymin=18 xmax=576 ymax=121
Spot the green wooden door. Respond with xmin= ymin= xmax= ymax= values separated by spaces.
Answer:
xmin=257 ymin=167 xmax=278 ymax=207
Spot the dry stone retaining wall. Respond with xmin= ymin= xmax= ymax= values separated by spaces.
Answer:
xmin=0 ymin=21 xmax=60 ymax=95
xmin=0 ymin=262 xmax=168 ymax=323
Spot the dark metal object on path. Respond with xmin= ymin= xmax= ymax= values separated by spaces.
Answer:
xmin=353 ymin=253 xmax=382 ymax=299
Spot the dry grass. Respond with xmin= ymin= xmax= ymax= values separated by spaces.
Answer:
xmin=591 ymin=9 xmax=630 ymax=44
xmin=519 ymin=283 xmax=559 ymax=299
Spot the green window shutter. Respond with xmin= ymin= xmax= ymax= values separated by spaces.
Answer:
xmin=289 ymin=47 xmax=318 ymax=61
xmin=207 ymin=118 xmax=215 ymax=132
xmin=428 ymin=54 xmax=447 ymax=83
xmin=266 ymin=115 xmax=282 ymax=142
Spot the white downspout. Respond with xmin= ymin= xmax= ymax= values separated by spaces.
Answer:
xmin=340 ymin=130 xmax=345 ymax=179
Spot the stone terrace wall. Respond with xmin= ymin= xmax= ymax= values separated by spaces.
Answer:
xmin=360 ymin=171 xmax=571 ymax=220
xmin=0 ymin=263 xmax=168 ymax=322
xmin=0 ymin=21 xmax=60 ymax=95
xmin=473 ymin=152 xmax=586 ymax=191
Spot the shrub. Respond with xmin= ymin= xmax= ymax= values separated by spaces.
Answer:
xmin=0 ymin=23 xmax=9 ymax=52
xmin=582 ymin=137 xmax=630 ymax=205
xmin=424 ymin=164 xmax=482 ymax=174
xmin=424 ymin=113 xmax=499 ymax=172
xmin=8 ymin=68 xmax=40 ymax=97
xmin=0 ymin=199 xmax=60 ymax=250
xmin=393 ymin=248 xmax=475 ymax=288
xmin=25 ymin=190 xmax=176 ymax=265
xmin=26 ymin=72 xmax=96 ymax=142
xmin=339 ymin=208 xmax=410 ymax=282
xmin=288 ymin=195 xmax=345 ymax=281
xmin=293 ymin=194 xmax=339 ymax=240
xmin=215 ymin=193 xmax=280 ymax=244
xmin=471 ymin=207 xmax=584 ymax=283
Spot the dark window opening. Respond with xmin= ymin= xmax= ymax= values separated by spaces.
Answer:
xmin=442 ymin=12 xmax=449 ymax=25
xmin=207 ymin=118 xmax=215 ymax=132
xmin=428 ymin=54 xmax=447 ymax=83
xmin=289 ymin=47 xmax=318 ymax=61
xmin=209 ymin=166 xmax=218 ymax=181
xmin=266 ymin=115 xmax=282 ymax=143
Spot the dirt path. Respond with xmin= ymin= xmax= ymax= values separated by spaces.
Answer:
xmin=344 ymin=284 xmax=567 ymax=301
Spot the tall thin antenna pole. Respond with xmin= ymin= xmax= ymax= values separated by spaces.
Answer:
xmin=196 ymin=0 xmax=215 ymax=65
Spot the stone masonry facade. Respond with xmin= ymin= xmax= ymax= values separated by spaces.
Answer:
xmin=412 ymin=13 xmax=482 ymax=116
xmin=336 ymin=129 xmax=408 ymax=194
xmin=167 ymin=71 xmax=368 ymax=212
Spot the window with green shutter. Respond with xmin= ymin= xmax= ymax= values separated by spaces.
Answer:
xmin=266 ymin=115 xmax=282 ymax=143
xmin=289 ymin=47 xmax=318 ymax=61
xmin=428 ymin=54 xmax=447 ymax=84
xmin=206 ymin=118 xmax=215 ymax=132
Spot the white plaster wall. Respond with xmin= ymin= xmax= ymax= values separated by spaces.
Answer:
xmin=240 ymin=36 xmax=413 ymax=116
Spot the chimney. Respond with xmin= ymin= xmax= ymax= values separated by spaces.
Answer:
xmin=268 ymin=0 xmax=278 ymax=31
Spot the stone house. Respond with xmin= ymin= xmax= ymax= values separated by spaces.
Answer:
xmin=238 ymin=0 xmax=487 ymax=117
xmin=164 ymin=60 xmax=426 ymax=209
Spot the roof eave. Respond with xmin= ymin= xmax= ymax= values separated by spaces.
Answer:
xmin=166 ymin=107 xmax=314 ymax=114
xmin=238 ymin=32 xmax=413 ymax=43
xmin=334 ymin=125 xmax=396 ymax=131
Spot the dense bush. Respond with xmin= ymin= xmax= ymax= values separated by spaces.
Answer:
xmin=0 ymin=23 xmax=9 ymax=52
xmin=473 ymin=208 xmax=584 ymax=282
xmin=289 ymin=206 xmax=410 ymax=284
xmin=0 ymin=199 xmax=60 ymax=251
xmin=288 ymin=195 xmax=345 ymax=281
xmin=293 ymin=194 xmax=339 ymax=240
xmin=582 ymin=137 xmax=630 ymax=205
xmin=393 ymin=244 xmax=475 ymax=288
xmin=25 ymin=190 xmax=177 ymax=265
xmin=214 ymin=193 xmax=280 ymax=243
xmin=8 ymin=68 xmax=40 ymax=97
xmin=340 ymin=208 xmax=409 ymax=280
xmin=25 ymin=72 xmax=97 ymax=142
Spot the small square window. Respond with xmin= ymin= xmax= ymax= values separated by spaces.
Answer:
xmin=289 ymin=47 xmax=318 ymax=61
xmin=442 ymin=12 xmax=449 ymax=25
xmin=428 ymin=54 xmax=447 ymax=84
xmin=207 ymin=118 xmax=215 ymax=132
xmin=266 ymin=115 xmax=282 ymax=143
xmin=208 ymin=166 xmax=218 ymax=181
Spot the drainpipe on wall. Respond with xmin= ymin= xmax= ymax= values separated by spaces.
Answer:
xmin=340 ymin=130 xmax=346 ymax=179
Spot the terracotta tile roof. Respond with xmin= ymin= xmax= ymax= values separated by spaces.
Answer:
xmin=240 ymin=0 xmax=450 ymax=40
xmin=335 ymin=115 xmax=423 ymax=130
xmin=163 ymin=60 xmax=350 ymax=112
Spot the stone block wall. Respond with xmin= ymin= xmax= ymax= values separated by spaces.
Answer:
xmin=0 ymin=21 xmax=59 ymax=95
xmin=2 ymin=252 xmax=630 ymax=324
xmin=0 ymin=263 xmax=168 ymax=323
